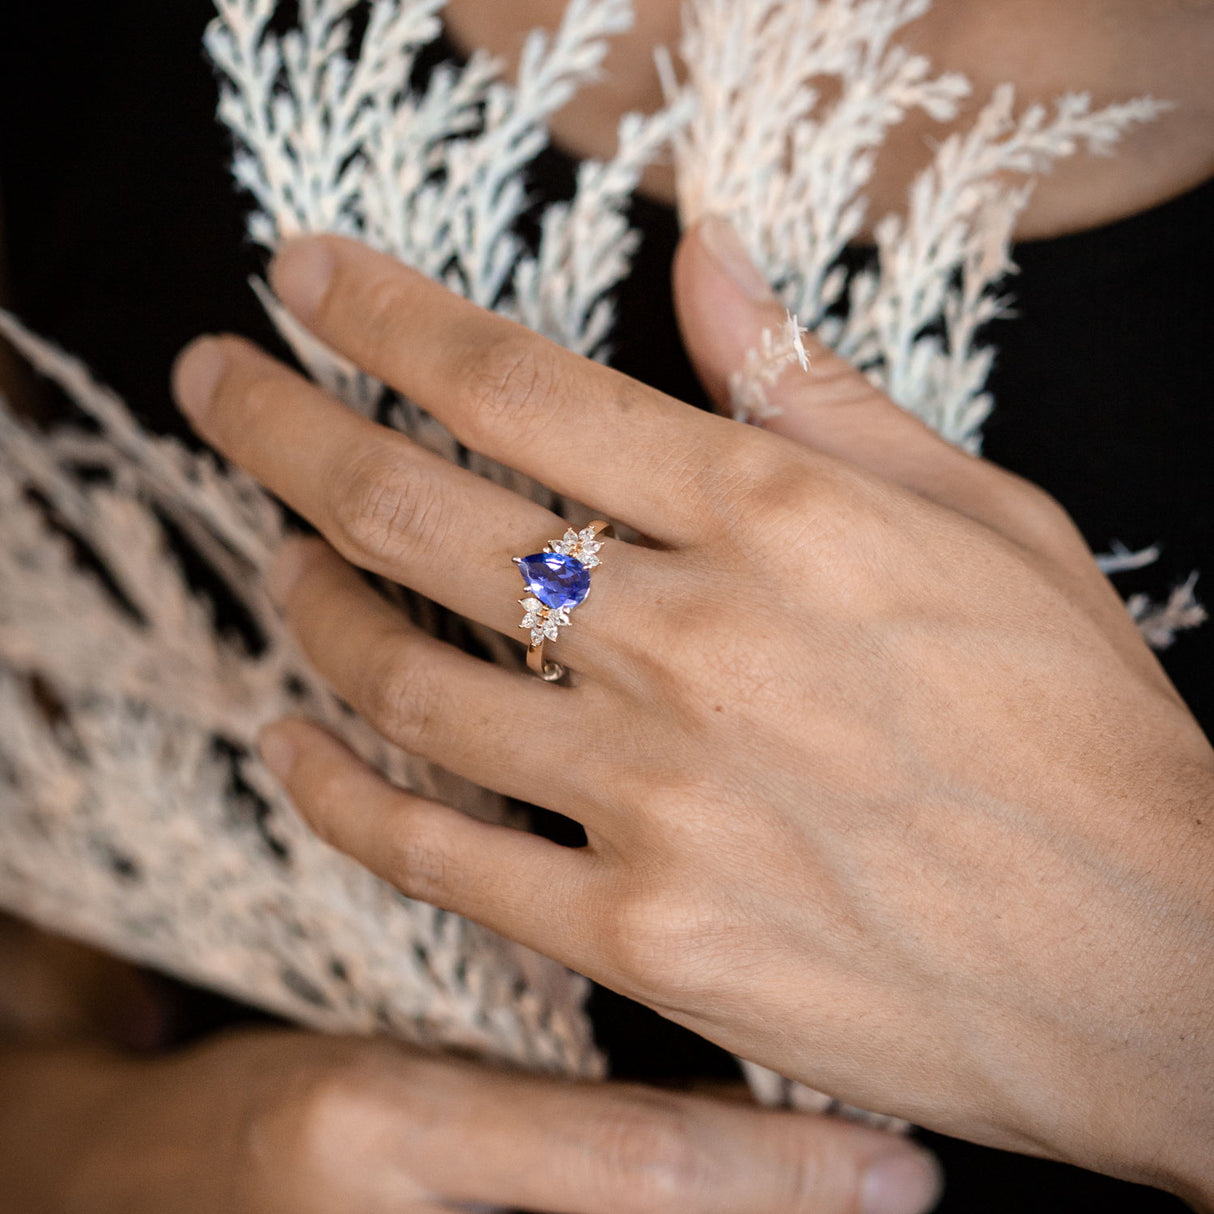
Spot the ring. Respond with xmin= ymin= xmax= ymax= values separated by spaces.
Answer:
xmin=512 ymin=521 xmax=614 ymax=682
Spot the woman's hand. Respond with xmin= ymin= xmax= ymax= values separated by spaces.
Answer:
xmin=172 ymin=231 xmax=1214 ymax=1200
xmin=0 ymin=1029 xmax=938 ymax=1213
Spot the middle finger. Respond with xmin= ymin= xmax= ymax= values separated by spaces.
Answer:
xmin=172 ymin=334 xmax=635 ymax=673
xmin=265 ymin=233 xmax=760 ymax=547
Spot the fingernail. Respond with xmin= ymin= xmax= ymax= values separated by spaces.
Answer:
xmin=258 ymin=725 xmax=297 ymax=781
xmin=270 ymin=236 xmax=335 ymax=322
xmin=862 ymin=1150 xmax=944 ymax=1214
xmin=697 ymin=215 xmax=775 ymax=303
xmin=172 ymin=337 xmax=226 ymax=421
xmin=267 ymin=538 xmax=312 ymax=606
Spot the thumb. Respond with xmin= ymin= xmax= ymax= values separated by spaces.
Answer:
xmin=425 ymin=1058 xmax=945 ymax=1214
xmin=672 ymin=216 xmax=995 ymax=512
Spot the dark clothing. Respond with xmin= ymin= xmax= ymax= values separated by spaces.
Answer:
xmin=0 ymin=4 xmax=1209 ymax=1210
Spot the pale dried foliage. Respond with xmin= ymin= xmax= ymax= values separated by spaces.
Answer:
xmin=728 ymin=312 xmax=810 ymax=424
xmin=0 ymin=0 xmax=684 ymax=1077
xmin=0 ymin=310 xmax=601 ymax=1075
xmin=670 ymin=0 xmax=1166 ymax=449
xmin=1130 ymin=574 xmax=1208 ymax=651
xmin=207 ymin=0 xmax=685 ymax=417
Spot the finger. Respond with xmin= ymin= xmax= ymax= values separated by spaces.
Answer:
xmin=172 ymin=334 xmax=633 ymax=668
xmin=264 ymin=233 xmax=754 ymax=545
xmin=258 ymin=717 xmax=595 ymax=961
xmin=400 ymin=1059 xmax=943 ymax=1214
xmin=272 ymin=536 xmax=596 ymax=809
xmin=673 ymin=215 xmax=1090 ymax=560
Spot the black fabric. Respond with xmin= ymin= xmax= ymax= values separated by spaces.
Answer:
xmin=0 ymin=4 xmax=1208 ymax=1210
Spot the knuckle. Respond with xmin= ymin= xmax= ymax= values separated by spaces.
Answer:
xmin=292 ymin=1061 xmax=366 ymax=1144
xmin=364 ymin=647 xmax=445 ymax=751
xmin=453 ymin=328 xmax=563 ymax=449
xmin=1002 ymin=474 xmax=1085 ymax=554
xmin=598 ymin=877 xmax=718 ymax=1003
xmin=590 ymin=1100 xmax=708 ymax=1214
xmin=358 ymin=272 xmax=414 ymax=353
xmin=743 ymin=457 xmax=851 ymax=545
xmin=680 ymin=430 xmax=782 ymax=530
xmin=299 ymin=761 xmax=370 ymax=850
xmin=235 ymin=1053 xmax=371 ymax=1211
xmin=802 ymin=345 xmax=881 ymax=408
xmin=227 ymin=367 xmax=289 ymax=448
xmin=384 ymin=811 xmax=455 ymax=904
xmin=702 ymin=437 xmax=839 ymax=550
xmin=329 ymin=445 xmax=447 ymax=564
xmin=710 ymin=452 xmax=888 ymax=607
xmin=598 ymin=896 xmax=668 ymax=994
xmin=766 ymin=1120 xmax=886 ymax=1214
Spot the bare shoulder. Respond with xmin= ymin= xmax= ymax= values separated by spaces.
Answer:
xmin=443 ymin=0 xmax=1213 ymax=237
xmin=885 ymin=0 xmax=1214 ymax=237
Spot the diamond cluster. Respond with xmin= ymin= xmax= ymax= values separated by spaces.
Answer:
xmin=516 ymin=526 xmax=604 ymax=647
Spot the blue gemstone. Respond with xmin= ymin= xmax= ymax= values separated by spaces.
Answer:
xmin=517 ymin=552 xmax=591 ymax=610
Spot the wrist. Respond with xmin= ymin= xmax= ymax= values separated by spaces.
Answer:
xmin=1132 ymin=1086 xmax=1214 ymax=1211
xmin=1043 ymin=775 xmax=1214 ymax=1204
xmin=1057 ymin=937 xmax=1214 ymax=1202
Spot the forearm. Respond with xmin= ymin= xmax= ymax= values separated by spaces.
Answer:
xmin=0 ymin=1042 xmax=130 ymax=1212
xmin=0 ymin=919 xmax=212 ymax=1212
xmin=0 ymin=1036 xmax=256 ymax=1214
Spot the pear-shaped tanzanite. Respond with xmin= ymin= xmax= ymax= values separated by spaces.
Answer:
xmin=516 ymin=552 xmax=591 ymax=611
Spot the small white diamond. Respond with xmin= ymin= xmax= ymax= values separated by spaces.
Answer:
xmin=521 ymin=597 xmax=551 ymax=637
xmin=581 ymin=554 xmax=600 ymax=568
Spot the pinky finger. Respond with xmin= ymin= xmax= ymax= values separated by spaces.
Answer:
xmin=258 ymin=718 xmax=594 ymax=962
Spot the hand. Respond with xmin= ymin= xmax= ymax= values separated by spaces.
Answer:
xmin=0 ymin=1029 xmax=940 ymax=1213
xmin=172 ymin=232 xmax=1214 ymax=1201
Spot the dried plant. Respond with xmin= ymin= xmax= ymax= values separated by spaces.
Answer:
xmin=668 ymin=0 xmax=1166 ymax=449
xmin=0 ymin=310 xmax=602 ymax=1074
xmin=0 ymin=0 xmax=684 ymax=1075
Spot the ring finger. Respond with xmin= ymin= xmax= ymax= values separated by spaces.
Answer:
xmin=274 ymin=536 xmax=603 ymax=809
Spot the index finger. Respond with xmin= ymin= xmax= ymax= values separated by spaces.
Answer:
xmin=267 ymin=234 xmax=766 ymax=545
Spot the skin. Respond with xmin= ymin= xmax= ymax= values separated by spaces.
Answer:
xmin=0 ymin=1019 xmax=935 ymax=1213
xmin=444 ymin=0 xmax=1214 ymax=238
xmin=169 ymin=224 xmax=1214 ymax=1205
